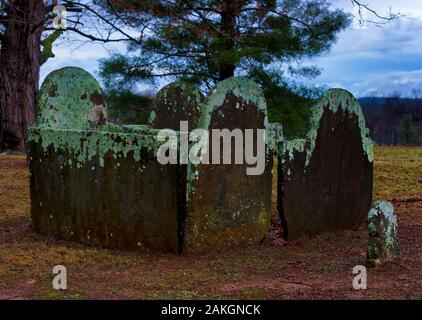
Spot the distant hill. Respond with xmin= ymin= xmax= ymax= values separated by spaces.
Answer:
xmin=358 ymin=97 xmax=422 ymax=146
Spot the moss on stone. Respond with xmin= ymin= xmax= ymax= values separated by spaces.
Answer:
xmin=199 ymin=77 xmax=269 ymax=129
xmin=266 ymin=122 xmax=284 ymax=153
xmin=367 ymin=200 xmax=399 ymax=267
xmin=37 ymin=67 xmax=107 ymax=130
xmin=281 ymin=139 xmax=307 ymax=163
xmin=28 ymin=126 xmax=171 ymax=168
xmin=305 ymin=88 xmax=374 ymax=166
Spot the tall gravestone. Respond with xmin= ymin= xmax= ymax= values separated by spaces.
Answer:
xmin=29 ymin=67 xmax=180 ymax=252
xmin=277 ymin=89 xmax=374 ymax=239
xmin=183 ymin=77 xmax=273 ymax=254
xmin=150 ymin=83 xmax=205 ymax=253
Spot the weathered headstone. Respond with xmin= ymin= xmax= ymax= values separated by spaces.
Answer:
xmin=183 ymin=77 xmax=273 ymax=254
xmin=37 ymin=67 xmax=107 ymax=129
xmin=149 ymin=82 xmax=206 ymax=252
xmin=277 ymin=89 xmax=374 ymax=239
xmin=31 ymin=67 xmax=374 ymax=254
xmin=29 ymin=68 xmax=181 ymax=252
xmin=150 ymin=82 xmax=205 ymax=131
xmin=367 ymin=200 xmax=400 ymax=267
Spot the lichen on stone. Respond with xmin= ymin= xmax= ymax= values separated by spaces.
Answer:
xmin=266 ymin=122 xmax=284 ymax=152
xmin=28 ymin=126 xmax=173 ymax=168
xmin=148 ymin=111 xmax=156 ymax=124
xmin=281 ymin=139 xmax=307 ymax=162
xmin=156 ymin=82 xmax=204 ymax=112
xmin=37 ymin=67 xmax=107 ymax=130
xmin=367 ymin=200 xmax=400 ymax=267
xmin=305 ymin=88 xmax=374 ymax=166
xmin=199 ymin=76 xmax=269 ymax=129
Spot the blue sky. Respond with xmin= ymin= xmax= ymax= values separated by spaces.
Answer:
xmin=41 ymin=0 xmax=422 ymax=98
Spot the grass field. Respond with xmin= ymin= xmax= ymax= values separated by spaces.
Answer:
xmin=0 ymin=146 xmax=421 ymax=299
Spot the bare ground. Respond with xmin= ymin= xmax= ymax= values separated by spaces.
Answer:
xmin=0 ymin=147 xmax=421 ymax=300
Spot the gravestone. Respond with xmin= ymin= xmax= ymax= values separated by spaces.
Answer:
xmin=29 ymin=67 xmax=181 ymax=252
xmin=151 ymin=82 xmax=205 ymax=131
xmin=278 ymin=89 xmax=373 ymax=239
xmin=183 ymin=77 xmax=273 ymax=254
xmin=36 ymin=66 xmax=107 ymax=129
xmin=149 ymin=82 xmax=206 ymax=252
xmin=367 ymin=200 xmax=400 ymax=267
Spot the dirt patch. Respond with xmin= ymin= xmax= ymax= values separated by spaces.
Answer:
xmin=0 ymin=156 xmax=27 ymax=170
xmin=0 ymin=279 xmax=38 ymax=300
xmin=0 ymin=148 xmax=421 ymax=300
xmin=0 ymin=220 xmax=32 ymax=245
xmin=217 ymin=278 xmax=312 ymax=294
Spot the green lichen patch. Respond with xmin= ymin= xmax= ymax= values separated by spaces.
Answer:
xmin=28 ymin=126 xmax=170 ymax=168
xmin=281 ymin=139 xmax=307 ymax=162
xmin=148 ymin=111 xmax=156 ymax=124
xmin=152 ymin=82 xmax=204 ymax=130
xmin=199 ymin=77 xmax=269 ymax=129
xmin=367 ymin=200 xmax=400 ymax=267
xmin=305 ymin=88 xmax=374 ymax=166
xmin=155 ymin=82 xmax=203 ymax=113
xmin=266 ymin=122 xmax=284 ymax=153
xmin=37 ymin=67 xmax=107 ymax=130
xmin=100 ymin=123 xmax=162 ymax=135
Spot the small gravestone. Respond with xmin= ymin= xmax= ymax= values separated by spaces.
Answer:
xmin=37 ymin=66 xmax=107 ymax=130
xmin=151 ymin=82 xmax=204 ymax=131
xmin=184 ymin=77 xmax=272 ymax=254
xmin=367 ymin=200 xmax=400 ymax=267
xmin=279 ymin=89 xmax=373 ymax=239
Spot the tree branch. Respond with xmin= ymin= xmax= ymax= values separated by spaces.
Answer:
xmin=351 ymin=0 xmax=404 ymax=26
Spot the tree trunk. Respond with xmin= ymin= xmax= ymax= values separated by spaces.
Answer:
xmin=0 ymin=0 xmax=45 ymax=152
xmin=218 ymin=2 xmax=237 ymax=81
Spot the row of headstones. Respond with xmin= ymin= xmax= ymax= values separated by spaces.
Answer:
xmin=31 ymin=67 xmax=272 ymax=254
xmin=151 ymin=78 xmax=274 ymax=253
xmin=30 ymin=67 xmax=399 ymax=263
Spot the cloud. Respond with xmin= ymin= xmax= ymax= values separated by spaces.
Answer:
xmin=349 ymin=69 xmax=422 ymax=97
xmin=41 ymin=40 xmax=124 ymax=83
xmin=40 ymin=0 xmax=422 ymax=98
xmin=305 ymin=13 xmax=422 ymax=97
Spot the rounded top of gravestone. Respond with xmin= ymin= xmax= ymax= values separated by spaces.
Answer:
xmin=37 ymin=66 xmax=107 ymax=130
xmin=201 ymin=77 xmax=268 ymax=129
xmin=368 ymin=200 xmax=395 ymax=220
xmin=151 ymin=82 xmax=204 ymax=131
xmin=305 ymin=88 xmax=373 ymax=165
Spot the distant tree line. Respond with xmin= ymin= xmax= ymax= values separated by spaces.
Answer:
xmin=359 ymin=95 xmax=422 ymax=146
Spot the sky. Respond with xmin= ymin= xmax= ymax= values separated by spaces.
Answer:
xmin=41 ymin=0 xmax=422 ymax=98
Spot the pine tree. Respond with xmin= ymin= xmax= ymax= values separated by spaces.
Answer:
xmin=100 ymin=0 xmax=350 ymax=137
xmin=399 ymin=114 xmax=417 ymax=146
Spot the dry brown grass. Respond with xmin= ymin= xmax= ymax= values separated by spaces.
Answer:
xmin=0 ymin=147 xmax=421 ymax=300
